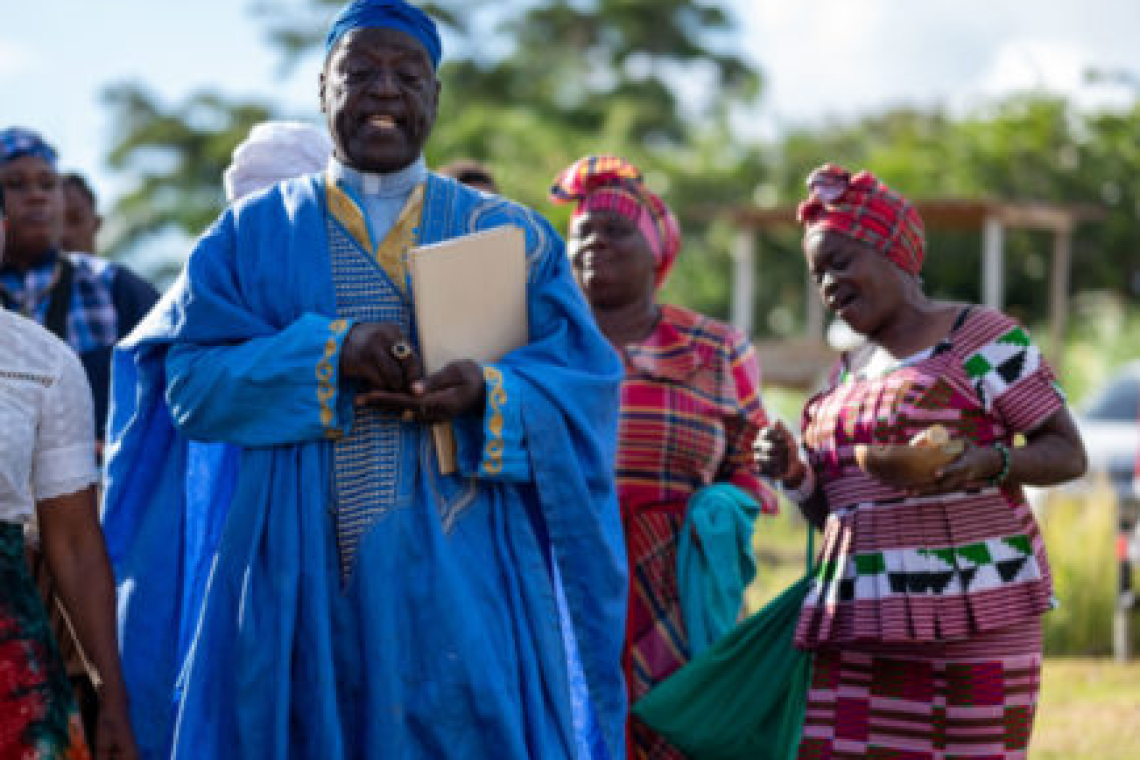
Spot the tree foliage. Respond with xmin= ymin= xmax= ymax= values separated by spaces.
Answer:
xmin=98 ymin=1 xmax=1137 ymax=336
xmin=101 ymin=85 xmax=272 ymax=253
xmin=765 ymin=97 xmax=1139 ymax=331
xmin=102 ymin=1 xmax=762 ymax=294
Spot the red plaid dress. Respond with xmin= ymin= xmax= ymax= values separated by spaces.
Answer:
xmin=795 ymin=306 xmax=1062 ymax=758
xmin=619 ymin=304 xmax=776 ymax=759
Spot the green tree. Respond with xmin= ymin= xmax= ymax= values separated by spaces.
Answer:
xmin=97 ymin=2 xmax=1136 ymax=338
xmin=760 ymin=96 xmax=1139 ymax=335
xmin=101 ymin=85 xmax=272 ymax=251
xmin=101 ymin=0 xmax=764 ymax=307
xmin=424 ymin=0 xmax=764 ymax=322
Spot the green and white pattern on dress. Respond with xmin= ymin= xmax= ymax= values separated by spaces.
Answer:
xmin=963 ymin=326 xmax=1039 ymax=411
xmin=810 ymin=533 xmax=1042 ymax=606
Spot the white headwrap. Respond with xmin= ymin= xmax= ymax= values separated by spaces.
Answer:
xmin=223 ymin=121 xmax=333 ymax=202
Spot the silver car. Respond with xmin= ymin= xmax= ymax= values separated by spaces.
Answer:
xmin=1026 ymin=361 xmax=1139 ymax=516
xmin=1078 ymin=361 xmax=1140 ymax=505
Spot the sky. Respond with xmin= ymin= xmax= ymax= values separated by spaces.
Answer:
xmin=2 ymin=0 xmax=1138 ymax=209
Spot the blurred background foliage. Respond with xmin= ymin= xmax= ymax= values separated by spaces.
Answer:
xmin=98 ymin=0 xmax=1138 ymax=356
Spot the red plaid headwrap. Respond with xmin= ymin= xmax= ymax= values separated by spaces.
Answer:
xmin=796 ymin=164 xmax=925 ymax=275
xmin=549 ymin=155 xmax=682 ymax=288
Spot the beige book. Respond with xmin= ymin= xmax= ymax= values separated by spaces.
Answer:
xmin=408 ymin=225 xmax=528 ymax=473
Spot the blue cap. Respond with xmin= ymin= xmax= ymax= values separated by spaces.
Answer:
xmin=0 ymin=127 xmax=58 ymax=167
xmin=325 ymin=0 xmax=442 ymax=69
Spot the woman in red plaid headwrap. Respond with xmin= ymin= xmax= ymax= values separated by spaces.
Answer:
xmin=551 ymin=155 xmax=778 ymax=760
xmin=755 ymin=164 xmax=1088 ymax=758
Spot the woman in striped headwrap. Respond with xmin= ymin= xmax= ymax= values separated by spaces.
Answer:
xmin=551 ymin=155 xmax=779 ymax=760
xmin=754 ymin=164 xmax=1088 ymax=758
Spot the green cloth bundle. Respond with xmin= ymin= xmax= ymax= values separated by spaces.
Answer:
xmin=634 ymin=532 xmax=815 ymax=760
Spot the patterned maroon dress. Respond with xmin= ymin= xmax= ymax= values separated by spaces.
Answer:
xmin=794 ymin=306 xmax=1062 ymax=759
xmin=1 ymin=524 xmax=90 ymax=760
xmin=619 ymin=304 xmax=777 ymax=759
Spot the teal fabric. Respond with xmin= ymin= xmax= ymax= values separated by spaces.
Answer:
xmin=635 ymin=531 xmax=815 ymax=760
xmin=677 ymin=484 xmax=761 ymax=655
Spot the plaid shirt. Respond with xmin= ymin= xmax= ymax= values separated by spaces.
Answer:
xmin=0 ymin=251 xmax=120 ymax=354
xmin=618 ymin=304 xmax=777 ymax=514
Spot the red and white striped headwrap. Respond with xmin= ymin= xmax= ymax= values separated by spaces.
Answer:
xmin=550 ymin=155 xmax=682 ymax=288
xmin=796 ymin=163 xmax=926 ymax=275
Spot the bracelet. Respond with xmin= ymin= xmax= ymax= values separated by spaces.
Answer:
xmin=989 ymin=442 xmax=1011 ymax=486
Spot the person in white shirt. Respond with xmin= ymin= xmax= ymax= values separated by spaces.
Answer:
xmin=0 ymin=189 xmax=137 ymax=759
xmin=222 ymin=120 xmax=333 ymax=203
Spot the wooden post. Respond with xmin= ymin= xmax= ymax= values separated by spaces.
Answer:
xmin=731 ymin=229 xmax=755 ymax=336
xmin=1049 ymin=225 xmax=1073 ymax=375
xmin=982 ymin=216 xmax=1005 ymax=309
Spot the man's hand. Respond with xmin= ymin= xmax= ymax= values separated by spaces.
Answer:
xmin=340 ymin=322 xmax=422 ymax=394
xmin=356 ymin=359 xmax=486 ymax=423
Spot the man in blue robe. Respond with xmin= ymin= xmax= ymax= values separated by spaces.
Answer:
xmin=101 ymin=2 xmax=627 ymax=757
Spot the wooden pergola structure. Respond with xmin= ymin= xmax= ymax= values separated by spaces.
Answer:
xmin=722 ymin=198 xmax=1102 ymax=386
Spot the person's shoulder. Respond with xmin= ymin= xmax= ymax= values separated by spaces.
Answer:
xmin=967 ymin=304 xmax=1021 ymax=328
xmin=64 ymin=250 xmax=113 ymax=278
xmin=659 ymin=304 xmax=753 ymax=371
xmin=109 ymin=266 xmax=161 ymax=327
xmin=662 ymin=304 xmax=749 ymax=351
xmin=430 ymin=173 xmax=553 ymax=233
xmin=1 ymin=308 xmax=56 ymax=347
xmin=225 ymin=172 xmax=323 ymax=222
xmin=64 ymin=251 xmax=160 ymax=310
xmin=0 ymin=309 xmax=79 ymax=377
xmin=660 ymin=303 xmax=704 ymax=332
xmin=217 ymin=174 xmax=325 ymax=257
xmin=431 ymin=174 xmax=562 ymax=266
xmin=954 ymin=303 xmax=1027 ymax=353
xmin=65 ymin=251 xmax=149 ymax=288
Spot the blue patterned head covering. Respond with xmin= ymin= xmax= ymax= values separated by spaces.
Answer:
xmin=0 ymin=127 xmax=58 ymax=168
xmin=325 ymin=0 xmax=442 ymax=69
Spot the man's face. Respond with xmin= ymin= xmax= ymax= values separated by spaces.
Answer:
xmin=320 ymin=27 xmax=440 ymax=174
xmin=60 ymin=182 xmax=101 ymax=253
xmin=0 ymin=156 xmax=63 ymax=262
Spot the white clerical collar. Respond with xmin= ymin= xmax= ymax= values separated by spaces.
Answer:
xmin=328 ymin=155 xmax=427 ymax=197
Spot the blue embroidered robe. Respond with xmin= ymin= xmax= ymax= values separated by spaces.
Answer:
xmin=101 ymin=173 xmax=627 ymax=759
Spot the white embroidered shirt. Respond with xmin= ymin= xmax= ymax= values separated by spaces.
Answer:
xmin=0 ymin=309 xmax=98 ymax=523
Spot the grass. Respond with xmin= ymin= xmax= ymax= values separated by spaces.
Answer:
xmin=745 ymin=494 xmax=813 ymax=613
xmin=1033 ymin=659 xmax=1140 ymax=759
xmin=1036 ymin=484 xmax=1139 ymax=656
xmin=1019 ymin=483 xmax=1140 ymax=758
